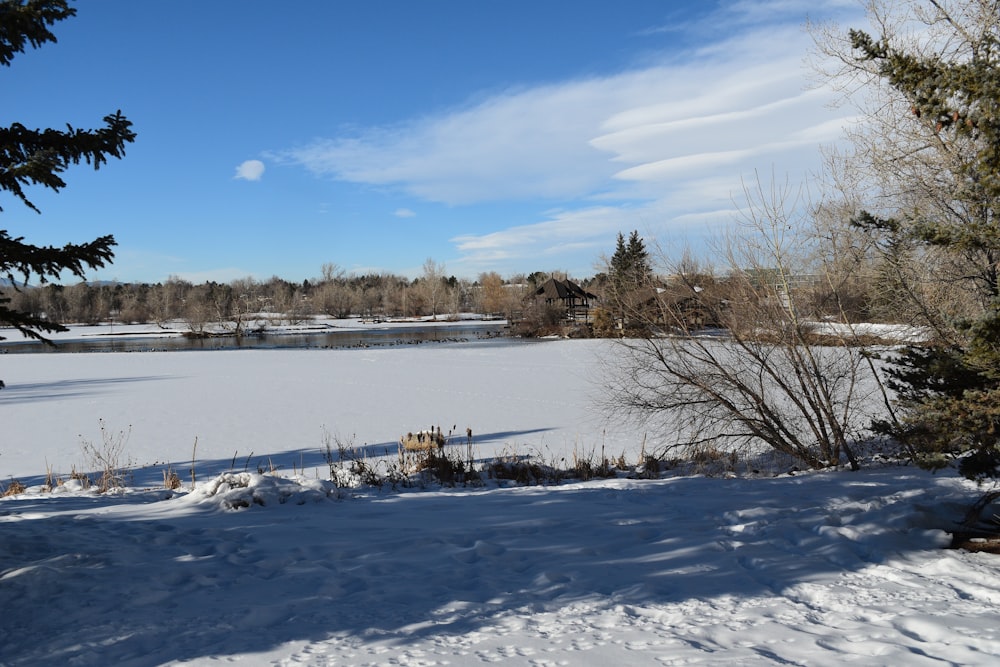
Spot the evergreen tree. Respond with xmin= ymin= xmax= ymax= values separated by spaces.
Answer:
xmin=849 ymin=3 xmax=1000 ymax=478
xmin=607 ymin=230 xmax=652 ymax=327
xmin=609 ymin=232 xmax=627 ymax=279
xmin=609 ymin=230 xmax=651 ymax=290
xmin=0 ymin=0 xmax=136 ymax=344
xmin=626 ymin=230 xmax=651 ymax=282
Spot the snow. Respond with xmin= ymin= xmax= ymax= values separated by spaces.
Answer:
xmin=2 ymin=325 xmax=1000 ymax=665
xmin=807 ymin=320 xmax=933 ymax=343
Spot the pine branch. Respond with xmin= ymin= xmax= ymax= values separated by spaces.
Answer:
xmin=0 ymin=111 xmax=136 ymax=212
xmin=0 ymin=230 xmax=116 ymax=285
xmin=0 ymin=0 xmax=74 ymax=67
xmin=0 ymin=293 xmax=66 ymax=343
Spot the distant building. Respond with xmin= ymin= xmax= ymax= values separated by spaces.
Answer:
xmin=531 ymin=278 xmax=598 ymax=321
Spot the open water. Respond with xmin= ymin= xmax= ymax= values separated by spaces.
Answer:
xmin=0 ymin=322 xmax=512 ymax=354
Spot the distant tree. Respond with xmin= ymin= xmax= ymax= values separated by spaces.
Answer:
xmin=151 ymin=276 xmax=191 ymax=324
xmin=526 ymin=271 xmax=549 ymax=288
xmin=357 ymin=274 xmax=385 ymax=318
xmin=606 ymin=230 xmax=653 ymax=328
xmin=320 ymin=262 xmax=344 ymax=283
xmin=182 ymin=282 xmax=214 ymax=335
xmin=117 ymin=283 xmax=151 ymax=324
xmin=610 ymin=231 xmax=651 ymax=287
xmin=0 ymin=1 xmax=135 ymax=344
xmin=218 ymin=277 xmax=265 ymax=336
xmin=317 ymin=280 xmax=356 ymax=319
xmin=419 ymin=258 xmax=448 ymax=319
xmin=478 ymin=272 xmax=507 ymax=318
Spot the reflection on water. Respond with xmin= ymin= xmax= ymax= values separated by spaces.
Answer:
xmin=0 ymin=322 xmax=514 ymax=354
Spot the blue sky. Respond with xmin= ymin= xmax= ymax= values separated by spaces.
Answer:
xmin=2 ymin=0 xmax=866 ymax=284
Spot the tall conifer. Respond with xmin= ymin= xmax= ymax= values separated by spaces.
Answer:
xmin=0 ymin=1 xmax=136 ymax=344
xmin=850 ymin=3 xmax=1000 ymax=478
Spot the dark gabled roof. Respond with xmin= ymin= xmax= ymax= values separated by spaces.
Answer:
xmin=533 ymin=278 xmax=597 ymax=301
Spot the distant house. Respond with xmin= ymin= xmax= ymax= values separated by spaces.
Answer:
xmin=531 ymin=278 xmax=598 ymax=321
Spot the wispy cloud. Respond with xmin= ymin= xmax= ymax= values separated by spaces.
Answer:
xmin=234 ymin=159 xmax=265 ymax=181
xmin=394 ymin=208 xmax=416 ymax=218
xmin=278 ymin=81 xmax=618 ymax=205
xmin=276 ymin=1 xmax=866 ymax=274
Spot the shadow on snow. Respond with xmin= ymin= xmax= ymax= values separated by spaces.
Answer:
xmin=7 ymin=428 xmax=559 ymax=491
xmin=0 ymin=467 xmax=964 ymax=666
xmin=0 ymin=375 xmax=176 ymax=404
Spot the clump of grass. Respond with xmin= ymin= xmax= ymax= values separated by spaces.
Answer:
xmin=637 ymin=454 xmax=663 ymax=479
xmin=687 ymin=444 xmax=740 ymax=475
xmin=411 ymin=448 xmax=479 ymax=487
xmin=323 ymin=428 xmax=392 ymax=488
xmin=485 ymin=445 xmax=562 ymax=485
xmin=1 ymin=478 xmax=26 ymax=497
xmin=162 ymin=467 xmax=182 ymax=490
xmin=256 ymin=457 xmax=279 ymax=475
xmin=42 ymin=461 xmax=61 ymax=492
xmin=571 ymin=443 xmax=616 ymax=481
xmin=397 ymin=425 xmax=483 ymax=487
xmin=322 ymin=425 xmax=485 ymax=489
xmin=68 ymin=466 xmax=92 ymax=489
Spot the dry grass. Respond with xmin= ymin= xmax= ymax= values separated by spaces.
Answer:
xmin=163 ymin=467 xmax=182 ymax=490
xmin=400 ymin=429 xmax=445 ymax=452
xmin=1 ymin=478 xmax=26 ymax=497
xmin=69 ymin=466 xmax=92 ymax=489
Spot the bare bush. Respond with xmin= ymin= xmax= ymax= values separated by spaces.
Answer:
xmin=602 ymin=177 xmax=885 ymax=471
xmin=80 ymin=419 xmax=134 ymax=493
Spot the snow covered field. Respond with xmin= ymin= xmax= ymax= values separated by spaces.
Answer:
xmin=3 ymin=328 xmax=1000 ymax=665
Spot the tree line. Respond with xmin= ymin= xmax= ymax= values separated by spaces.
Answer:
xmin=1 ymin=264 xmax=569 ymax=331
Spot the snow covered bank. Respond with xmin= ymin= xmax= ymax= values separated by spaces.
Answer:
xmin=1 ymin=465 xmax=997 ymax=665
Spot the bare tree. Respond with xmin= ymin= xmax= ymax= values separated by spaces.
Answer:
xmin=316 ymin=280 xmax=355 ymax=318
xmin=217 ymin=277 xmax=264 ymax=336
xmin=150 ymin=276 xmax=190 ymax=325
xmin=603 ymin=177 xmax=882 ymax=470
xmin=419 ymin=258 xmax=449 ymax=319
xmin=320 ymin=262 xmax=344 ymax=283
xmin=182 ymin=283 xmax=213 ymax=335
xmin=478 ymin=272 xmax=507 ymax=319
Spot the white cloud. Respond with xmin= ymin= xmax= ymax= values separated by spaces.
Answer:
xmin=279 ymin=80 xmax=618 ymax=205
xmin=394 ymin=208 xmax=416 ymax=218
xmin=276 ymin=2 xmax=866 ymax=275
xmin=452 ymin=206 xmax=627 ymax=253
xmin=279 ymin=27 xmax=849 ymax=199
xmin=234 ymin=159 xmax=265 ymax=181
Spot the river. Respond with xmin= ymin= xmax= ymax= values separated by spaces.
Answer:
xmin=0 ymin=321 xmax=513 ymax=354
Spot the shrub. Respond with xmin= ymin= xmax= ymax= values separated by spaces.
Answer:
xmin=80 ymin=419 xmax=134 ymax=493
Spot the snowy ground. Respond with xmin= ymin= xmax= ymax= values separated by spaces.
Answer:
xmin=2 ymin=325 xmax=1000 ymax=666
